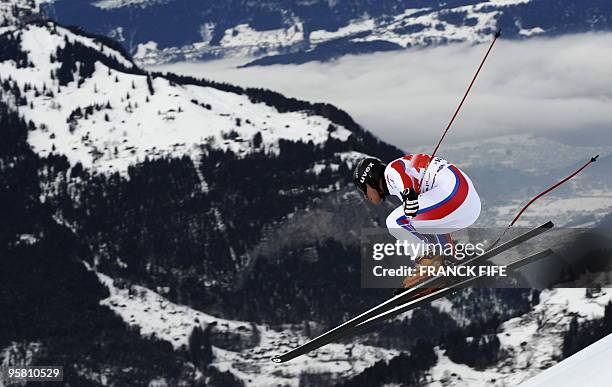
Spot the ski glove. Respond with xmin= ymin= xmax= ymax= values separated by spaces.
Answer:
xmin=401 ymin=188 xmax=419 ymax=218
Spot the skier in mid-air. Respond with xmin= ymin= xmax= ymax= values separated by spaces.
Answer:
xmin=273 ymin=27 xmax=599 ymax=363
xmin=353 ymin=154 xmax=481 ymax=289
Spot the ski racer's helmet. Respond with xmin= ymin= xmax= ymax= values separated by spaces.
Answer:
xmin=353 ymin=158 xmax=386 ymax=195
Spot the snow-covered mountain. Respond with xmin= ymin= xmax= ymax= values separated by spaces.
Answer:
xmin=41 ymin=0 xmax=612 ymax=66
xmin=93 ymin=260 xmax=612 ymax=387
xmin=0 ymin=21 xmax=363 ymax=175
xmin=2 ymin=4 xmax=611 ymax=387
xmin=0 ymin=7 xmax=405 ymax=385
xmin=95 ymin=270 xmax=400 ymax=386
xmin=1 ymin=0 xmax=394 ymax=379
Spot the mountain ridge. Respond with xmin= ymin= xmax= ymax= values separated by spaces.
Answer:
xmin=40 ymin=0 xmax=612 ymax=66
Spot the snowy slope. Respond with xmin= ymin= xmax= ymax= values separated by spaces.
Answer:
xmin=95 ymin=270 xmax=255 ymax=350
xmin=518 ymin=332 xmax=612 ymax=387
xmin=94 ymin=262 xmax=612 ymax=387
xmin=95 ymin=268 xmax=399 ymax=387
xmin=0 ymin=22 xmax=352 ymax=174
xmin=425 ymin=288 xmax=612 ymax=387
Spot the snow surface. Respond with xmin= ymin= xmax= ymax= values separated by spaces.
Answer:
xmin=94 ymin=268 xmax=399 ymax=387
xmin=220 ymin=23 xmax=304 ymax=50
xmin=0 ymin=0 xmax=41 ymax=25
xmin=519 ymin=26 xmax=545 ymax=37
xmin=312 ymin=0 xmax=531 ymax=50
xmin=134 ymin=21 xmax=306 ymax=65
xmin=96 ymin=271 xmax=251 ymax=349
xmin=94 ymin=266 xmax=612 ymax=386
xmin=518 ymin=332 xmax=612 ymax=387
xmin=93 ymin=0 xmax=170 ymax=9
xmin=425 ymin=288 xmax=612 ymax=386
xmin=356 ymin=5 xmax=499 ymax=48
xmin=1 ymin=23 xmax=352 ymax=175
xmin=0 ymin=341 xmax=42 ymax=371
xmin=131 ymin=1 xmax=539 ymax=65
xmin=310 ymin=17 xmax=377 ymax=44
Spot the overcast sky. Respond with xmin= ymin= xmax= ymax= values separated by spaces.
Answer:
xmin=154 ymin=33 xmax=612 ymax=151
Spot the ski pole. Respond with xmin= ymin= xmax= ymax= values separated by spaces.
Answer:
xmin=490 ymin=155 xmax=599 ymax=249
xmin=419 ymin=29 xmax=501 ymax=187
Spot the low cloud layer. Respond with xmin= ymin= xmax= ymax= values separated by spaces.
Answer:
xmin=155 ymin=33 xmax=612 ymax=151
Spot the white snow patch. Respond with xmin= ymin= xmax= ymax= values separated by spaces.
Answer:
xmin=489 ymin=0 xmax=533 ymax=6
xmin=337 ymin=150 xmax=370 ymax=167
xmin=309 ymin=162 xmax=339 ymax=174
xmin=0 ymin=341 xmax=43 ymax=368
xmin=220 ymin=23 xmax=304 ymax=49
xmin=96 ymin=271 xmax=251 ymax=349
xmin=355 ymin=4 xmax=500 ymax=48
xmin=0 ymin=0 xmax=42 ymax=26
xmin=520 ymin=27 xmax=545 ymax=37
xmin=17 ymin=234 xmax=39 ymax=245
xmin=93 ymin=0 xmax=169 ymax=10
xmin=310 ymin=18 xmax=376 ymax=43
xmin=426 ymin=348 xmax=502 ymax=387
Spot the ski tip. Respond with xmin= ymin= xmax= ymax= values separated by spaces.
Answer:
xmin=591 ymin=155 xmax=599 ymax=162
xmin=495 ymin=28 xmax=502 ymax=38
xmin=271 ymin=357 xmax=283 ymax=364
xmin=543 ymin=220 xmax=554 ymax=229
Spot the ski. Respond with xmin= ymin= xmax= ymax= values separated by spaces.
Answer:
xmin=271 ymin=221 xmax=553 ymax=363
xmin=353 ymin=248 xmax=553 ymax=332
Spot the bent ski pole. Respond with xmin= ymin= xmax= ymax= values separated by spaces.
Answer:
xmin=490 ymin=155 xmax=599 ymax=248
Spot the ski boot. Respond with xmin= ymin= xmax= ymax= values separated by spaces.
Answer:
xmin=393 ymin=254 xmax=446 ymax=297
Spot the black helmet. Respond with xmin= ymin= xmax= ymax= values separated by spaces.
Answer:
xmin=353 ymin=157 xmax=386 ymax=194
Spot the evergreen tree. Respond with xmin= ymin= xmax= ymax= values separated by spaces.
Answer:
xmin=188 ymin=326 xmax=214 ymax=369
